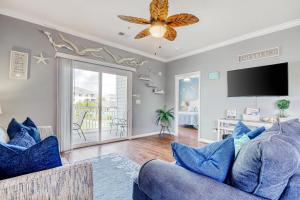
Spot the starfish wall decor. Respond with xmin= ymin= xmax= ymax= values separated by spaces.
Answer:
xmin=33 ymin=52 xmax=49 ymax=64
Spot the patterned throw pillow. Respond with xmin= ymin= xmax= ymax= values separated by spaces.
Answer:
xmin=8 ymin=128 xmax=36 ymax=149
xmin=7 ymin=118 xmax=41 ymax=143
xmin=234 ymin=134 xmax=250 ymax=157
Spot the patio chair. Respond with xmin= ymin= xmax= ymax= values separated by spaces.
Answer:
xmin=110 ymin=118 xmax=127 ymax=137
xmin=73 ymin=111 xmax=88 ymax=141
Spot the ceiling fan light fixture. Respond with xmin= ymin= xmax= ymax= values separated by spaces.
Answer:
xmin=149 ymin=23 xmax=167 ymax=38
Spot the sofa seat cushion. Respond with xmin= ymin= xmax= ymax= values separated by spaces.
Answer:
xmin=8 ymin=128 xmax=36 ymax=148
xmin=0 ymin=136 xmax=62 ymax=180
xmin=231 ymin=120 xmax=300 ymax=200
xmin=172 ymin=138 xmax=235 ymax=182
xmin=137 ymin=160 xmax=264 ymax=200
xmin=7 ymin=118 xmax=41 ymax=143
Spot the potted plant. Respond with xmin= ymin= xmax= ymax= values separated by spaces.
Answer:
xmin=155 ymin=106 xmax=174 ymax=134
xmin=276 ymin=99 xmax=290 ymax=118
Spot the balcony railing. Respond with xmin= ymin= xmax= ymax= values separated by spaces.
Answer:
xmin=73 ymin=105 xmax=117 ymax=131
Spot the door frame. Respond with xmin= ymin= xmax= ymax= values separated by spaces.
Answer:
xmin=71 ymin=61 xmax=133 ymax=149
xmin=174 ymin=71 xmax=201 ymax=141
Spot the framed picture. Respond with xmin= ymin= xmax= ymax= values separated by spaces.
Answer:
xmin=9 ymin=50 xmax=29 ymax=80
xmin=245 ymin=107 xmax=260 ymax=115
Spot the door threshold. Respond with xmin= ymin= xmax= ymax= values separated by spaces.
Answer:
xmin=72 ymin=137 xmax=129 ymax=150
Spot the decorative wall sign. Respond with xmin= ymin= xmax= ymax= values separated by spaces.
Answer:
xmin=9 ymin=50 xmax=29 ymax=80
xmin=238 ymin=47 xmax=280 ymax=63
xmin=33 ymin=52 xmax=49 ymax=64
xmin=208 ymin=72 xmax=220 ymax=80
xmin=41 ymin=30 xmax=147 ymax=68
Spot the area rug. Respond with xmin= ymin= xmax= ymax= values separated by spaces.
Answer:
xmin=84 ymin=153 xmax=140 ymax=200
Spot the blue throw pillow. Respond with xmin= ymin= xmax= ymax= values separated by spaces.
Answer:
xmin=172 ymin=138 xmax=235 ymax=182
xmin=0 ymin=136 xmax=62 ymax=180
xmin=0 ymin=143 xmax=26 ymax=153
xmin=247 ymin=126 xmax=265 ymax=139
xmin=8 ymin=128 xmax=36 ymax=149
xmin=232 ymin=121 xmax=251 ymax=139
xmin=231 ymin=120 xmax=300 ymax=200
xmin=7 ymin=118 xmax=41 ymax=143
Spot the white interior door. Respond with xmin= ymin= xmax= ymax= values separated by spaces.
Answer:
xmin=71 ymin=61 xmax=132 ymax=148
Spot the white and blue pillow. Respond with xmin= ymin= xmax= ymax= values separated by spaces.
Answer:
xmin=7 ymin=117 xmax=41 ymax=143
xmin=8 ymin=128 xmax=36 ymax=148
xmin=172 ymin=121 xmax=266 ymax=183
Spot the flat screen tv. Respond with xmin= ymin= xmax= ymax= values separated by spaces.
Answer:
xmin=227 ymin=63 xmax=288 ymax=97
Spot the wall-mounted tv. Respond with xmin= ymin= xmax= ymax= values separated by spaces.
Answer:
xmin=227 ymin=62 xmax=288 ymax=97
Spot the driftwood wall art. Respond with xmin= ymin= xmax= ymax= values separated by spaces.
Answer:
xmin=41 ymin=30 xmax=148 ymax=68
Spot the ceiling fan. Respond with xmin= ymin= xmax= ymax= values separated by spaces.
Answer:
xmin=118 ymin=0 xmax=199 ymax=41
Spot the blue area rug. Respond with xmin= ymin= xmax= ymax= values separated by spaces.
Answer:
xmin=87 ymin=154 xmax=140 ymax=200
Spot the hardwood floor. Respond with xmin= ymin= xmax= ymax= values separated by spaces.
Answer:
xmin=62 ymin=129 xmax=206 ymax=165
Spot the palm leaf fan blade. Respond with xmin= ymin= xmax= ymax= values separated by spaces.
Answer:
xmin=150 ymin=0 xmax=169 ymax=21
xmin=135 ymin=28 xmax=151 ymax=39
xmin=167 ymin=13 xmax=199 ymax=27
xmin=118 ymin=15 xmax=150 ymax=24
xmin=164 ymin=26 xmax=177 ymax=41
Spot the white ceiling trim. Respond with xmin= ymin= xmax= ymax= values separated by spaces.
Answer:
xmin=166 ymin=19 xmax=300 ymax=62
xmin=1 ymin=8 xmax=300 ymax=63
xmin=0 ymin=8 xmax=167 ymax=62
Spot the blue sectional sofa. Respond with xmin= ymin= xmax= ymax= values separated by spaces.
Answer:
xmin=133 ymin=119 xmax=300 ymax=200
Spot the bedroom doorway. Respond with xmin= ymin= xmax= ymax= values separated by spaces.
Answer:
xmin=175 ymin=72 xmax=201 ymax=142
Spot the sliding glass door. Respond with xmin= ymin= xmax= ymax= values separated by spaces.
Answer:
xmin=72 ymin=61 xmax=132 ymax=148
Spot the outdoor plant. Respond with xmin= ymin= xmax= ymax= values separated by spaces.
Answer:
xmin=276 ymin=99 xmax=290 ymax=118
xmin=155 ymin=106 xmax=174 ymax=127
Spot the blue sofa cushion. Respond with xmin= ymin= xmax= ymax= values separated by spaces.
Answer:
xmin=172 ymin=138 xmax=235 ymax=182
xmin=247 ymin=126 xmax=265 ymax=139
xmin=8 ymin=128 xmax=36 ymax=148
xmin=231 ymin=120 xmax=300 ymax=200
xmin=0 ymin=136 xmax=62 ymax=180
xmin=232 ymin=121 xmax=251 ymax=139
xmin=7 ymin=118 xmax=41 ymax=143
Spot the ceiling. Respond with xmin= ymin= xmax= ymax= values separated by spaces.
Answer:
xmin=0 ymin=0 xmax=300 ymax=62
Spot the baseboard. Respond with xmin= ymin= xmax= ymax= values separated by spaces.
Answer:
xmin=130 ymin=132 xmax=159 ymax=139
xmin=198 ymin=138 xmax=216 ymax=144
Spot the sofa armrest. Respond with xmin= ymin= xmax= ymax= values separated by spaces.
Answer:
xmin=0 ymin=162 xmax=93 ymax=200
xmin=38 ymin=126 xmax=54 ymax=140
xmin=138 ymin=160 xmax=264 ymax=200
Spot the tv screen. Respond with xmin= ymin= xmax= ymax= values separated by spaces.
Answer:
xmin=227 ymin=63 xmax=288 ymax=97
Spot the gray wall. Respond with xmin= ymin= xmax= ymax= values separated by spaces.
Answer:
xmin=166 ymin=26 xmax=300 ymax=140
xmin=0 ymin=14 xmax=166 ymax=135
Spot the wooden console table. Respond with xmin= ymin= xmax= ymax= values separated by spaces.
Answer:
xmin=217 ymin=119 xmax=273 ymax=141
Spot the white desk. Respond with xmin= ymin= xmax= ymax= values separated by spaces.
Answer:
xmin=217 ymin=119 xmax=273 ymax=141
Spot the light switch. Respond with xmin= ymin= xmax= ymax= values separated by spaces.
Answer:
xmin=136 ymin=99 xmax=141 ymax=104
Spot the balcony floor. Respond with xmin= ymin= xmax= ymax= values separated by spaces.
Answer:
xmin=72 ymin=129 xmax=128 ymax=146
